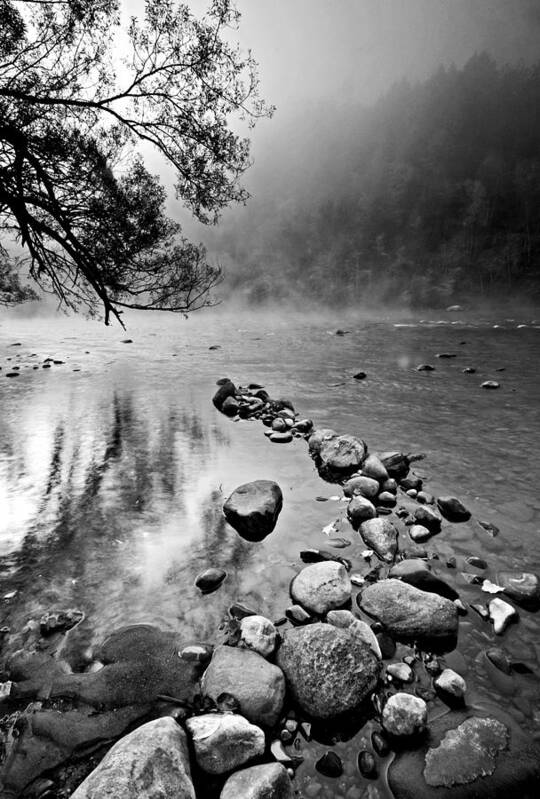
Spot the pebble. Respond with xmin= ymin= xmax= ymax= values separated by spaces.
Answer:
xmin=353 ymin=371 xmax=367 ymax=380
xmin=195 ymin=568 xmax=226 ymax=594
xmin=316 ymin=751 xmax=343 ymax=778
xmin=462 ymin=367 xmax=476 ymax=373
xmin=481 ymin=381 xmax=500 ymax=389
xmin=371 ymin=730 xmax=390 ymax=757
xmin=489 ymin=597 xmax=518 ymax=634
xmin=409 ymin=523 xmax=432 ymax=542
xmin=416 ymin=364 xmax=435 ymax=371
xmin=358 ymin=750 xmax=378 ymax=778
xmin=386 ymin=662 xmax=414 ymax=683
xmin=269 ymin=431 xmax=293 ymax=443
xmin=434 ymin=668 xmax=467 ymax=700
xmin=466 ymin=556 xmax=487 ymax=569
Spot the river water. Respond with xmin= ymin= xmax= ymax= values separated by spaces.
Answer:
xmin=1 ymin=307 xmax=540 ymax=796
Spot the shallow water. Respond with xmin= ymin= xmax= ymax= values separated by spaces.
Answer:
xmin=1 ymin=307 xmax=540 ymax=796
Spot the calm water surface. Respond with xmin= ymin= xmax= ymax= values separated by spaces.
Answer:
xmin=1 ymin=308 xmax=540 ymax=796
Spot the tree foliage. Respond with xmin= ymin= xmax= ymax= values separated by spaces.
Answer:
xmin=0 ymin=0 xmax=270 ymax=322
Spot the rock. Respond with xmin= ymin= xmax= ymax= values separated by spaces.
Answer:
xmin=414 ymin=506 xmax=442 ymax=533
xmin=359 ymin=579 xmax=459 ymax=643
xmin=377 ymin=491 xmax=397 ymax=507
xmin=223 ymin=480 xmax=283 ymax=542
xmin=213 ymin=380 xmax=237 ymax=410
xmin=343 ymin=475 xmax=379 ymax=499
xmin=388 ymin=708 xmax=540 ymax=799
xmin=380 ymin=452 xmax=410 ymax=480
xmin=362 ymin=454 xmax=389 ymax=482
xmin=222 ymin=396 xmax=239 ymax=416
xmin=496 ymin=571 xmax=540 ymax=609
xmin=416 ymin=364 xmax=435 ymax=371
xmin=186 ymin=713 xmax=265 ymax=775
xmin=293 ymin=418 xmax=313 ymax=434
xmin=39 ymin=609 xmax=84 ymax=636
xmin=272 ymin=417 xmax=288 ymax=432
xmin=377 ymin=631 xmax=396 ymax=659
xmin=389 ymin=560 xmax=459 ymax=600
xmin=239 ymin=615 xmax=278 ymax=658
xmin=466 ymin=556 xmax=487 ymax=569
xmin=485 ymin=647 xmax=512 ymax=675
xmin=358 ymin=750 xmax=378 ymax=778
xmin=195 ymin=568 xmax=226 ymax=594
xmin=316 ymin=751 xmax=343 ymax=777
xmin=434 ymin=668 xmax=466 ymax=701
xmin=291 ymin=561 xmax=351 ymax=615
xmin=353 ymin=371 xmax=367 ymax=380
xmin=481 ymin=380 xmax=500 ymax=389
xmin=416 ymin=491 xmax=433 ymax=504
xmin=436 ymin=353 xmax=456 ymax=359
xmin=436 ymin=497 xmax=471 ymax=523
xmin=220 ymin=764 xmax=294 ymax=799
xmin=488 ymin=598 xmax=518 ymax=634
xmin=387 ymin=662 xmax=414 ymax=683
xmin=276 ymin=623 xmax=380 ymax=719
xmin=382 ymin=693 xmax=427 ymax=737
xmin=372 ymin=730 xmax=390 ymax=757
xmin=70 ymin=718 xmax=194 ymax=798
xmin=230 ymin=602 xmax=258 ymax=620
xmin=285 ymin=605 xmax=311 ymax=625
xmin=201 ymin=645 xmax=285 ymax=727
xmin=326 ymin=610 xmax=382 ymax=658
xmin=269 ymin=431 xmax=293 ymax=443
xmin=462 ymin=367 xmax=476 ymax=374
xmin=347 ymin=495 xmax=377 ymax=528
xmin=409 ymin=524 xmax=432 ymax=543
xmin=401 ymin=476 xmax=423 ymax=491
xmin=307 ymin=428 xmax=338 ymax=456
xmin=359 ymin=518 xmax=398 ymax=563
xmin=316 ymin=434 xmax=367 ymax=479
xmin=180 ymin=644 xmax=213 ymax=663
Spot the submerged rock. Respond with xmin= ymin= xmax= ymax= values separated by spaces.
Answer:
xmin=276 ymin=622 xmax=380 ymax=719
xmin=186 ymin=713 xmax=265 ymax=775
xmin=496 ymin=571 xmax=540 ymax=609
xmin=359 ymin=518 xmax=398 ymax=563
xmin=436 ymin=496 xmax=471 ymax=523
xmin=359 ymin=579 xmax=458 ymax=642
xmin=389 ymin=560 xmax=459 ymax=600
xmin=201 ymin=644 xmax=285 ymax=727
xmin=220 ymin=764 xmax=293 ymax=799
xmin=70 ymin=718 xmax=194 ymax=798
xmin=223 ymin=480 xmax=283 ymax=541
xmin=291 ymin=561 xmax=351 ymax=615
xmin=195 ymin=568 xmax=226 ymax=594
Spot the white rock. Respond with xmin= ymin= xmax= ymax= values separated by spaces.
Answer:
xmin=386 ymin=663 xmax=414 ymax=683
xmin=489 ymin=598 xmax=518 ymax=634
xmin=434 ymin=668 xmax=467 ymax=698
xmin=382 ymin=693 xmax=427 ymax=737
xmin=239 ymin=615 xmax=277 ymax=658
xmin=291 ymin=561 xmax=351 ymax=615
xmin=186 ymin=713 xmax=265 ymax=775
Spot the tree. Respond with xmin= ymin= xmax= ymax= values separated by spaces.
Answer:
xmin=0 ymin=0 xmax=271 ymax=323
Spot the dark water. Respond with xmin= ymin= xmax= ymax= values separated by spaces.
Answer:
xmin=1 ymin=308 xmax=540 ymax=796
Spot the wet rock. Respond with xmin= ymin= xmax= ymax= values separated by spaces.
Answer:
xmin=272 ymin=417 xmax=288 ymax=432
xmin=462 ymin=367 xmax=476 ymax=374
xmin=347 ymin=495 xmax=377 ymax=528
xmin=389 ymin=560 xmax=459 ymax=601
xmin=269 ymin=431 xmax=293 ymax=443
xmin=416 ymin=364 xmax=435 ymax=371
xmin=180 ymin=644 xmax=213 ymax=663
xmin=401 ymin=477 xmax=423 ymax=491
xmin=377 ymin=491 xmax=397 ymax=507
xmin=409 ymin=524 xmax=432 ymax=543
xmin=239 ymin=615 xmax=278 ymax=658
xmin=222 ymin=396 xmax=240 ymax=416
xmin=485 ymin=647 xmax=512 ymax=674
xmin=382 ymin=693 xmax=427 ymax=737
xmin=201 ymin=644 xmax=285 ymax=727
xmin=388 ymin=708 xmax=540 ymax=799
xmin=353 ymin=371 xmax=367 ymax=380
xmin=359 ymin=579 xmax=459 ymax=642
xmin=213 ymin=380 xmax=237 ymax=410
xmin=436 ymin=353 xmax=456 ymax=359
xmin=470 ymin=603 xmax=489 ymax=620
xmin=276 ymin=623 xmax=381 ymax=719
xmin=434 ymin=668 xmax=466 ymax=701
xmin=343 ymin=475 xmax=379 ymax=499
xmin=230 ymin=602 xmax=258 ymax=620
xmin=481 ymin=380 xmax=500 ymax=389
xmin=496 ymin=571 xmax=540 ymax=609
xmin=186 ymin=713 xmax=265 ymax=775
xmin=359 ymin=518 xmax=398 ymax=563
xmin=5 ymin=371 xmax=20 ymax=377
xmin=316 ymin=434 xmax=367 ymax=479
xmin=293 ymin=418 xmax=313 ymax=434
xmin=466 ymin=556 xmax=487 ymax=569
xmin=70 ymin=718 xmax=194 ymax=798
xmin=316 ymin=751 xmax=343 ymax=777
xmin=381 ymin=477 xmax=398 ymax=494
xmin=416 ymin=491 xmax=433 ymax=504
xmin=358 ymin=750 xmax=378 ymax=778
xmin=387 ymin=662 xmax=414 ymax=683
xmin=326 ymin=610 xmax=382 ymax=658
xmin=380 ymin=452 xmax=411 ymax=480
xmin=488 ymin=598 xmax=518 ymax=634
xmin=220 ymin=763 xmax=294 ymax=799
xmin=195 ymin=568 xmax=226 ymax=594
xmin=291 ymin=561 xmax=351 ymax=615
xmin=436 ymin=496 xmax=471 ymax=523
xmin=223 ymin=480 xmax=283 ymax=542
xmin=377 ymin=631 xmax=397 ymax=659
xmin=414 ymin=506 xmax=442 ymax=533
xmin=372 ymin=730 xmax=390 ymax=757
xmin=362 ymin=454 xmax=389 ymax=482
xmin=285 ymin=605 xmax=311 ymax=625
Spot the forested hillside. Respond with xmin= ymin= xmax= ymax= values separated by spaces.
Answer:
xmin=214 ymin=54 xmax=540 ymax=307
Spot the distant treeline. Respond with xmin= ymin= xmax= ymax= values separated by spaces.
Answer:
xmin=214 ymin=53 xmax=540 ymax=308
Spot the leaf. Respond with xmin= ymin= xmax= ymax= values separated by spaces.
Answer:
xmin=481 ymin=579 xmax=505 ymax=594
xmin=322 ymin=522 xmax=337 ymax=536
xmin=361 ymin=549 xmax=374 ymax=560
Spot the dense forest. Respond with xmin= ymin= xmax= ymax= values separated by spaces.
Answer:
xmin=213 ymin=53 xmax=540 ymax=308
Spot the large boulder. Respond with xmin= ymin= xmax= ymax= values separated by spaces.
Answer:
xmin=358 ymin=579 xmax=458 ymax=643
xmin=201 ymin=645 xmax=285 ymax=728
xmin=70 ymin=718 xmax=194 ymax=798
xmin=360 ymin=518 xmax=398 ymax=562
xmin=220 ymin=763 xmax=294 ymax=799
xmin=388 ymin=708 xmax=540 ymax=799
xmin=276 ymin=622 xmax=380 ymax=719
xmin=290 ymin=561 xmax=351 ymax=615
xmin=186 ymin=714 xmax=265 ymax=775
xmin=223 ymin=480 xmax=283 ymax=541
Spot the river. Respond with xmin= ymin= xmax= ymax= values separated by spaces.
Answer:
xmin=1 ymin=307 xmax=540 ymax=797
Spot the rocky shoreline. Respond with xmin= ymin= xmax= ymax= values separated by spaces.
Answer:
xmin=0 ymin=376 xmax=539 ymax=798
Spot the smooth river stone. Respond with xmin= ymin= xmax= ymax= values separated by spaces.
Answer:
xmin=186 ymin=714 xmax=264 ymax=775
xmin=291 ymin=561 xmax=351 ymax=615
xmin=436 ymin=496 xmax=471 ymax=523
xmin=201 ymin=645 xmax=285 ymax=727
xmin=488 ymin=598 xmax=518 ymax=634
xmin=343 ymin=475 xmax=380 ymax=499
xmin=317 ymin=434 xmax=367 ymax=477
xmin=359 ymin=579 xmax=459 ymax=642
xmin=276 ymin=623 xmax=381 ymax=719
xmin=361 ymin=453 xmax=389 ymax=482
xmin=347 ymin=495 xmax=377 ymax=529
xmin=223 ymin=480 xmax=283 ymax=541
xmin=359 ymin=518 xmax=398 ymax=562
xmin=220 ymin=763 xmax=294 ymax=799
